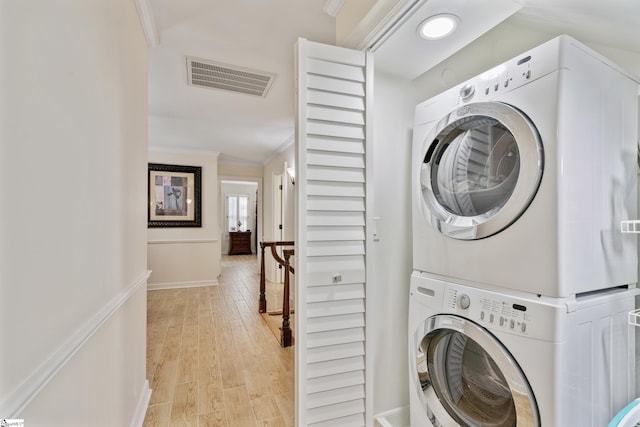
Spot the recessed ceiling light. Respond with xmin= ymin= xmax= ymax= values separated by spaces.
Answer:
xmin=417 ymin=14 xmax=459 ymax=40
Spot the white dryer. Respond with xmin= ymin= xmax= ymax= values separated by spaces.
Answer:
xmin=409 ymin=271 xmax=637 ymax=427
xmin=412 ymin=35 xmax=639 ymax=297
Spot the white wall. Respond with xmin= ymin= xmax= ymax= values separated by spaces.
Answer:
xmin=263 ymin=144 xmax=295 ymax=283
xmin=371 ymin=17 xmax=640 ymax=417
xmin=218 ymin=163 xmax=265 ymax=179
xmin=370 ymin=71 xmax=415 ymax=414
xmin=0 ymin=0 xmax=149 ymax=424
xmin=147 ymin=150 xmax=220 ymax=289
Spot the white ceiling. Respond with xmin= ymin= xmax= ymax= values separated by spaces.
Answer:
xmin=144 ymin=0 xmax=640 ymax=165
xmin=373 ymin=0 xmax=640 ymax=79
xmin=372 ymin=0 xmax=525 ymax=80
xmin=146 ymin=0 xmax=336 ymax=164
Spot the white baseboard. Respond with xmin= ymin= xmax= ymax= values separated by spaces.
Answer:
xmin=147 ymin=279 xmax=219 ymax=291
xmin=130 ymin=380 xmax=151 ymax=427
xmin=374 ymin=406 xmax=410 ymax=427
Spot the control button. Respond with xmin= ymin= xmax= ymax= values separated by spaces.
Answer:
xmin=504 ymin=79 xmax=509 ymax=88
xmin=521 ymin=322 xmax=527 ymax=333
xmin=510 ymin=319 xmax=515 ymax=329
xmin=480 ymin=311 xmax=485 ymax=320
xmin=525 ymin=70 xmax=531 ymax=79
xmin=485 ymin=87 xmax=490 ymax=95
xmin=494 ymin=83 xmax=499 ymax=91
xmin=499 ymin=317 xmax=505 ymax=326
xmin=489 ymin=314 xmax=494 ymax=323
xmin=459 ymin=84 xmax=475 ymax=100
xmin=458 ymin=294 xmax=471 ymax=310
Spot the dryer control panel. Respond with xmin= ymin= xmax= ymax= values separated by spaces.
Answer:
xmin=451 ymin=36 xmax=566 ymax=107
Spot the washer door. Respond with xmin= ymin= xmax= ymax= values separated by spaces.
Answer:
xmin=411 ymin=314 xmax=539 ymax=427
xmin=419 ymin=102 xmax=543 ymax=239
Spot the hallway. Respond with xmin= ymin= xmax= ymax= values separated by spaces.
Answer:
xmin=143 ymin=255 xmax=294 ymax=427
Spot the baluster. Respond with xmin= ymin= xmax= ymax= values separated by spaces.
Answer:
xmin=281 ymin=249 xmax=294 ymax=347
xmin=259 ymin=242 xmax=267 ymax=313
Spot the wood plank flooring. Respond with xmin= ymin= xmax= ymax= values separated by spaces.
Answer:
xmin=143 ymin=255 xmax=294 ymax=427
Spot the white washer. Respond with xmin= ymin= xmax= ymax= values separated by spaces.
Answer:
xmin=412 ymin=35 xmax=639 ymax=297
xmin=409 ymin=271 xmax=637 ymax=427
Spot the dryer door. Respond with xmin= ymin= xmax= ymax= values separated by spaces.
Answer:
xmin=412 ymin=314 xmax=539 ymax=427
xmin=419 ymin=102 xmax=543 ymax=240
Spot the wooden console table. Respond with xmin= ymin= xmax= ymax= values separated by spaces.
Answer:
xmin=229 ymin=231 xmax=252 ymax=255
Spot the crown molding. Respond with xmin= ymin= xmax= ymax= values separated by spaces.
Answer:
xmin=324 ymin=0 xmax=347 ymax=17
xmin=148 ymin=145 xmax=221 ymax=157
xmin=263 ymin=135 xmax=295 ymax=166
xmin=134 ymin=0 xmax=159 ymax=48
xmin=340 ymin=0 xmax=423 ymax=50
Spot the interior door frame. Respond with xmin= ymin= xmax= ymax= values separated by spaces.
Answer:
xmin=218 ymin=175 xmax=263 ymax=263
xmin=272 ymin=171 xmax=284 ymax=283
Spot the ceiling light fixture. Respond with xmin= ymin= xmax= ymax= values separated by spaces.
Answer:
xmin=417 ymin=14 xmax=459 ymax=40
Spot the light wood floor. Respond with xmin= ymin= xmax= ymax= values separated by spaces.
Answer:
xmin=143 ymin=255 xmax=294 ymax=427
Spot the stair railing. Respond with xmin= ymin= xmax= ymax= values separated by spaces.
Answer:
xmin=259 ymin=241 xmax=295 ymax=347
xmin=280 ymin=248 xmax=294 ymax=347
xmin=259 ymin=241 xmax=294 ymax=312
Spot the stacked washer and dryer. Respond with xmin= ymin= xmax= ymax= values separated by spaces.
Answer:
xmin=409 ymin=35 xmax=640 ymax=426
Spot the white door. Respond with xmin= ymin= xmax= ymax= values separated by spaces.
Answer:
xmin=295 ymin=38 xmax=373 ymax=426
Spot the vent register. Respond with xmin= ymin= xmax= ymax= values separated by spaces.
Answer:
xmin=186 ymin=57 xmax=277 ymax=97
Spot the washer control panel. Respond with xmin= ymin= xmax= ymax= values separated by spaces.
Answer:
xmin=442 ymin=281 xmax=562 ymax=341
xmin=457 ymin=293 xmax=471 ymax=310
xmin=477 ymin=296 xmax=529 ymax=333
xmin=410 ymin=272 xmax=564 ymax=341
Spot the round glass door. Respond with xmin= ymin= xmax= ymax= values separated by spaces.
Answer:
xmin=420 ymin=102 xmax=543 ymax=239
xmin=413 ymin=315 xmax=539 ymax=427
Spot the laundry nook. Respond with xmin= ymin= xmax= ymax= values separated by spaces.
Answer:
xmin=406 ymin=34 xmax=639 ymax=427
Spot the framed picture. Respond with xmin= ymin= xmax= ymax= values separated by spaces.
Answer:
xmin=148 ymin=163 xmax=202 ymax=227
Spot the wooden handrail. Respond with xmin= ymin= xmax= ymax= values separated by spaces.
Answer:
xmin=259 ymin=241 xmax=294 ymax=313
xmin=259 ymin=241 xmax=295 ymax=347
xmin=269 ymin=244 xmax=295 ymax=275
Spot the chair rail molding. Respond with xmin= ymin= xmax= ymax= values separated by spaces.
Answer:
xmin=147 ymin=238 xmax=219 ymax=244
xmin=0 ymin=270 xmax=152 ymax=417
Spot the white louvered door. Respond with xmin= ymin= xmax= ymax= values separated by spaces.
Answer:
xmin=295 ymin=39 xmax=373 ymax=427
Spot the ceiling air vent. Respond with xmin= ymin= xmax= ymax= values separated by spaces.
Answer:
xmin=186 ymin=57 xmax=277 ymax=97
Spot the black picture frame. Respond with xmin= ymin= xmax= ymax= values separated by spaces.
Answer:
xmin=148 ymin=163 xmax=202 ymax=228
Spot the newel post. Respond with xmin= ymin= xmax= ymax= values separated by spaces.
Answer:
xmin=280 ymin=249 xmax=294 ymax=347
xmin=259 ymin=241 xmax=267 ymax=313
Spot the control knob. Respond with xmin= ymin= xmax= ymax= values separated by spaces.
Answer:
xmin=458 ymin=294 xmax=470 ymax=310
xmin=459 ymin=84 xmax=475 ymax=100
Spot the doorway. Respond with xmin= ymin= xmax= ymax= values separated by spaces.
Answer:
xmin=220 ymin=179 xmax=260 ymax=256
